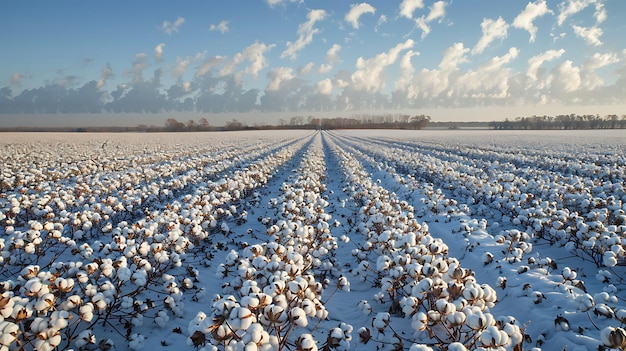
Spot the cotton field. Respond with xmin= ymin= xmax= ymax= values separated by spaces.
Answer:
xmin=0 ymin=129 xmax=625 ymax=351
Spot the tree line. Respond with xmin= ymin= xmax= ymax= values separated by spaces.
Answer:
xmin=489 ymin=114 xmax=626 ymax=130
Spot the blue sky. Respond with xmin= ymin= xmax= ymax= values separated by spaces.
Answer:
xmin=1 ymin=0 xmax=625 ymax=125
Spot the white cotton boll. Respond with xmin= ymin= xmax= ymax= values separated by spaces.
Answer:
xmin=603 ymin=251 xmax=618 ymax=267
xmin=155 ymin=310 xmax=169 ymax=328
xmin=357 ymin=300 xmax=372 ymax=316
xmin=289 ymin=307 xmax=308 ymax=327
xmin=128 ymin=333 xmax=145 ymax=350
xmin=79 ymin=303 xmax=94 ymax=321
xmin=576 ymin=294 xmax=595 ymax=312
xmin=296 ymin=334 xmax=317 ymax=351
xmin=410 ymin=344 xmax=434 ymax=351
xmin=601 ymin=326 xmax=626 ymax=348
xmin=372 ymin=312 xmax=390 ymax=331
xmin=74 ymin=329 xmax=96 ymax=349
xmin=447 ymin=343 xmax=467 ymax=351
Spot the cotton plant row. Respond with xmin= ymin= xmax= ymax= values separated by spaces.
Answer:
xmin=0 ymin=133 xmax=300 ymax=192
xmin=0 ymin=135 xmax=305 ymax=271
xmin=332 ymin=132 xmax=626 ymax=350
xmin=188 ymin=134 xmax=352 ymax=351
xmin=340 ymin=133 xmax=626 ymax=270
xmin=0 ymin=133 xmax=314 ymax=350
xmin=323 ymin=134 xmax=524 ymax=351
xmin=1 ymin=135 xmax=298 ymax=234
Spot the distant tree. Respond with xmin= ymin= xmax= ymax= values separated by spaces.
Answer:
xmin=165 ymin=118 xmax=185 ymax=131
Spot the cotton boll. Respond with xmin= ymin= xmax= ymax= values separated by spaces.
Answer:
xmin=74 ymin=329 xmax=96 ymax=349
xmin=447 ymin=343 xmax=467 ymax=351
xmin=128 ymin=333 xmax=145 ymax=350
xmin=155 ymin=310 xmax=169 ymax=328
xmin=600 ymin=327 xmax=626 ymax=348
xmin=357 ymin=300 xmax=372 ymax=316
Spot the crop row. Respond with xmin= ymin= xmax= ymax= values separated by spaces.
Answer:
xmin=330 ymin=131 xmax=626 ymax=349
xmin=189 ymin=133 xmax=351 ymax=351
xmin=0 ymin=132 xmax=313 ymax=350
xmin=323 ymin=133 xmax=524 ymax=350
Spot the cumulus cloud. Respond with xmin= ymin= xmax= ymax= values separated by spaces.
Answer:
xmin=580 ymin=52 xmax=619 ymax=90
xmin=317 ymin=78 xmax=333 ymax=94
xmin=97 ymin=63 xmax=112 ymax=89
xmin=553 ymin=60 xmax=581 ymax=93
xmin=209 ymin=20 xmax=229 ymax=34
xmin=299 ymin=62 xmax=314 ymax=75
xmin=410 ymin=42 xmax=469 ymax=98
xmin=594 ymin=1 xmax=606 ymax=23
xmin=266 ymin=67 xmax=295 ymax=91
xmin=456 ymin=47 xmax=519 ymax=99
xmin=281 ymin=9 xmax=327 ymax=60
xmin=345 ymin=3 xmax=376 ymax=29
xmin=394 ymin=50 xmax=419 ymax=92
xmin=161 ymin=16 xmax=185 ymax=34
xmin=154 ymin=43 xmax=165 ymax=63
xmin=128 ymin=53 xmax=149 ymax=83
xmin=351 ymin=39 xmax=414 ymax=92
xmin=526 ymin=48 xmax=565 ymax=83
xmin=326 ymin=44 xmax=342 ymax=64
xmin=265 ymin=0 xmax=300 ymax=7
xmin=399 ymin=0 xmax=424 ymax=19
xmin=512 ymin=0 xmax=553 ymax=42
xmin=472 ymin=17 xmax=509 ymax=55
xmin=318 ymin=64 xmax=333 ymax=74
xmin=572 ymin=25 xmax=603 ymax=46
xmin=557 ymin=0 xmax=593 ymax=25
xmin=415 ymin=1 xmax=446 ymax=39
xmin=237 ymin=41 xmax=276 ymax=79
xmin=195 ymin=56 xmax=227 ymax=78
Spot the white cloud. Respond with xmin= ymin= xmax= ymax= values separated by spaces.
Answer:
xmin=317 ymin=78 xmax=333 ymax=94
xmin=195 ymin=56 xmax=226 ymax=78
xmin=472 ymin=17 xmax=509 ymax=55
xmin=281 ymin=9 xmax=327 ymax=60
xmin=375 ymin=15 xmax=387 ymax=32
xmin=326 ymin=44 xmax=342 ymax=64
xmin=411 ymin=42 xmax=469 ymax=98
xmin=415 ymin=1 xmax=446 ymax=39
xmin=209 ymin=20 xmax=230 ymax=34
xmin=399 ymin=0 xmax=424 ymax=19
xmin=97 ymin=63 xmax=112 ymax=89
xmin=572 ymin=25 xmax=603 ymax=46
xmin=512 ymin=0 xmax=553 ymax=42
xmin=557 ymin=0 xmax=593 ymax=25
xmin=129 ymin=53 xmax=149 ymax=83
xmin=351 ymin=39 xmax=414 ymax=92
xmin=580 ymin=52 xmax=619 ymax=90
xmin=154 ymin=43 xmax=165 ymax=63
xmin=456 ymin=47 xmax=519 ymax=98
xmin=266 ymin=67 xmax=294 ymax=91
xmin=526 ymin=48 xmax=565 ymax=82
xmin=265 ymin=0 xmax=300 ymax=7
xmin=173 ymin=57 xmax=190 ymax=79
xmin=299 ymin=62 xmax=314 ymax=75
xmin=594 ymin=1 xmax=606 ymax=23
xmin=394 ymin=50 xmax=419 ymax=92
xmin=161 ymin=16 xmax=185 ymax=35
xmin=554 ymin=60 xmax=581 ymax=92
xmin=345 ymin=3 xmax=376 ymax=29
xmin=318 ymin=64 xmax=333 ymax=74
xmin=240 ymin=42 xmax=275 ymax=78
